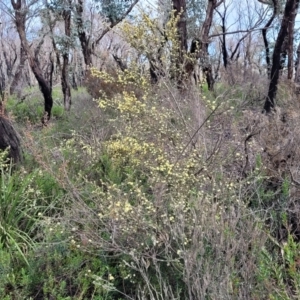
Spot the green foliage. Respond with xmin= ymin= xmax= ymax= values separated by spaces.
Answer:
xmin=7 ymin=98 xmax=43 ymax=123
xmin=282 ymin=177 xmax=290 ymax=199
xmin=7 ymin=87 xmax=64 ymax=123
xmin=157 ymin=0 xmax=207 ymax=37
xmin=0 ymin=163 xmax=66 ymax=265
xmin=95 ymin=0 xmax=136 ymax=23
xmin=255 ymin=234 xmax=300 ymax=299
xmin=0 ymin=167 xmax=35 ymax=264
xmin=52 ymin=105 xmax=64 ymax=118
xmin=0 ymin=227 xmax=118 ymax=299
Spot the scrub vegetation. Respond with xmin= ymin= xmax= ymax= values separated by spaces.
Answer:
xmin=1 ymin=0 xmax=300 ymax=299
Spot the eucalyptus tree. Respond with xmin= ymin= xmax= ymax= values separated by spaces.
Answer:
xmin=171 ymin=0 xmax=188 ymax=86
xmin=258 ymin=0 xmax=298 ymax=80
xmin=0 ymin=12 xmax=18 ymax=92
xmin=0 ymin=3 xmax=22 ymax=162
xmin=212 ymin=0 xmax=270 ymax=85
xmin=46 ymin=0 xmax=73 ymax=111
xmin=61 ymin=0 xmax=72 ymax=110
xmin=186 ymin=0 xmax=208 ymax=37
xmin=198 ymin=0 xmax=225 ymax=89
xmin=10 ymin=0 xmax=54 ymax=124
xmin=157 ymin=0 xmax=223 ymax=89
xmin=295 ymin=42 xmax=300 ymax=83
xmin=75 ymin=0 xmax=140 ymax=67
xmin=0 ymin=8 xmax=28 ymax=96
xmin=286 ymin=0 xmax=298 ymax=80
xmin=264 ymin=0 xmax=300 ymax=113
xmin=259 ymin=0 xmax=278 ymax=78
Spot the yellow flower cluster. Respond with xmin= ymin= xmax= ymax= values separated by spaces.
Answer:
xmin=120 ymin=9 xmax=185 ymax=79
xmin=165 ymin=10 xmax=181 ymax=49
xmin=91 ymin=66 xmax=149 ymax=114
xmin=105 ymin=136 xmax=151 ymax=165
xmin=122 ymin=12 xmax=160 ymax=51
xmin=90 ymin=69 xmax=113 ymax=82
xmin=117 ymin=92 xmax=146 ymax=114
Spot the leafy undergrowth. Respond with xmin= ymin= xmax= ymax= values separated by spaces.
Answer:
xmin=2 ymin=69 xmax=300 ymax=299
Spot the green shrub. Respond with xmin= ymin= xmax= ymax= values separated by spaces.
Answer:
xmin=7 ymin=87 xmax=64 ymax=123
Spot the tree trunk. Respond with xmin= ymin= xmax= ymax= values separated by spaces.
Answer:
xmin=201 ymin=0 xmax=220 ymax=47
xmin=295 ymin=43 xmax=300 ymax=83
xmin=0 ymin=117 xmax=22 ymax=164
xmin=264 ymin=0 xmax=300 ymax=113
xmin=287 ymin=21 xmax=294 ymax=80
xmin=11 ymin=0 xmax=53 ymax=123
xmin=287 ymin=0 xmax=299 ymax=80
xmin=204 ymin=66 xmax=214 ymax=90
xmin=76 ymin=0 xmax=93 ymax=67
xmin=0 ymin=92 xmax=21 ymax=164
xmin=1 ymin=40 xmax=18 ymax=91
xmin=216 ymin=7 xmax=228 ymax=69
xmin=172 ymin=0 xmax=188 ymax=53
xmin=262 ymin=0 xmax=277 ymax=78
xmin=10 ymin=46 xmax=26 ymax=96
xmin=62 ymin=0 xmax=72 ymax=111
xmin=198 ymin=0 xmax=224 ymax=90
xmin=221 ymin=21 xmax=228 ymax=69
xmin=172 ymin=0 xmax=188 ymax=86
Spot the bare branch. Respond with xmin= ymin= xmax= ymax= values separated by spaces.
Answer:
xmin=209 ymin=26 xmax=272 ymax=38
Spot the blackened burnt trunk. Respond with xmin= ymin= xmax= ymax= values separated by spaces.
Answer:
xmin=264 ymin=0 xmax=300 ymax=113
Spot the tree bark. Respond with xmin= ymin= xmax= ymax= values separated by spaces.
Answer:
xmin=1 ymin=40 xmax=18 ymax=87
xmin=10 ymin=46 xmax=26 ymax=96
xmin=0 ymin=92 xmax=22 ymax=164
xmin=264 ymin=0 xmax=300 ymax=113
xmin=0 ymin=117 xmax=22 ymax=164
xmin=75 ymin=0 xmax=93 ymax=67
xmin=62 ymin=0 xmax=72 ymax=111
xmin=220 ymin=19 xmax=228 ymax=69
xmin=287 ymin=0 xmax=299 ymax=80
xmin=295 ymin=43 xmax=300 ymax=83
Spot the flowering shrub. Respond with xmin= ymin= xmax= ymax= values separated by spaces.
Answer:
xmin=49 ymin=61 xmax=270 ymax=299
